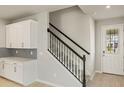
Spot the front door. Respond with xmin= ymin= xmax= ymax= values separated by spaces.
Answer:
xmin=101 ymin=24 xmax=124 ymax=75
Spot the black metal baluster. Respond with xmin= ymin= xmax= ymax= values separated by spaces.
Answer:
xmin=55 ymin=37 xmax=57 ymax=57
xmin=51 ymin=34 xmax=53 ymax=54
xmin=52 ymin=34 xmax=54 ymax=54
xmin=48 ymin=32 xmax=49 ymax=50
xmin=51 ymin=33 xmax=53 ymax=54
xmin=64 ymin=45 xmax=66 ymax=65
xmin=82 ymin=55 xmax=86 ymax=87
xmin=66 ymin=48 xmax=68 ymax=67
xmin=71 ymin=51 xmax=73 ymax=72
xmin=78 ymin=57 xmax=80 ymax=79
xmin=59 ymin=40 xmax=60 ymax=61
xmin=69 ymin=50 xmax=71 ymax=70
xmin=53 ymin=36 xmax=56 ymax=56
xmin=50 ymin=32 xmax=51 ymax=51
xmin=52 ymin=35 xmax=54 ymax=55
xmin=61 ymin=43 xmax=63 ymax=63
xmin=56 ymin=39 xmax=58 ymax=58
xmin=56 ymin=38 xmax=57 ymax=57
xmin=72 ymin=52 xmax=74 ymax=72
xmin=60 ymin=42 xmax=61 ymax=62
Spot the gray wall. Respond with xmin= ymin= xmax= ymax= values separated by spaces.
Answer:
xmin=95 ymin=17 xmax=124 ymax=71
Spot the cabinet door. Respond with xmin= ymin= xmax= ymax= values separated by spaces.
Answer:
xmin=6 ymin=20 xmax=36 ymax=49
xmin=0 ymin=62 xmax=4 ymax=76
xmin=4 ymin=62 xmax=13 ymax=79
xmin=19 ymin=21 xmax=30 ymax=48
xmin=6 ymin=25 xmax=12 ymax=48
xmin=6 ymin=24 xmax=17 ymax=48
xmin=13 ymin=23 xmax=23 ymax=48
xmin=14 ymin=63 xmax=23 ymax=83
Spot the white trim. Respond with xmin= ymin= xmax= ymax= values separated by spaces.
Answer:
xmin=90 ymin=71 xmax=95 ymax=80
xmin=95 ymin=70 xmax=103 ymax=73
xmin=36 ymin=79 xmax=61 ymax=87
xmin=101 ymin=24 xmax=124 ymax=74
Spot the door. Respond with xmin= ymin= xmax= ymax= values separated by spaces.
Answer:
xmin=101 ymin=24 xmax=124 ymax=75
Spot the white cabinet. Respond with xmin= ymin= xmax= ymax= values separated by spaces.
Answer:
xmin=0 ymin=58 xmax=37 ymax=86
xmin=0 ymin=61 xmax=4 ymax=76
xmin=4 ymin=62 xmax=14 ymax=79
xmin=0 ymin=20 xmax=8 ymax=48
xmin=6 ymin=20 xmax=38 ymax=48
xmin=13 ymin=63 xmax=23 ymax=84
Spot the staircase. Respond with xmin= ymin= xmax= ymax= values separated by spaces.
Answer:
xmin=47 ymin=23 xmax=90 ymax=87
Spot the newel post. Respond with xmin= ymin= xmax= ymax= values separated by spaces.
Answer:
xmin=82 ymin=55 xmax=86 ymax=87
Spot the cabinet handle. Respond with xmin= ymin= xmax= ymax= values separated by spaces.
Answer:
xmin=2 ymin=64 xmax=4 ymax=70
xmin=14 ymin=63 xmax=16 ymax=72
xmin=10 ymin=43 xmax=12 ymax=48
xmin=14 ymin=67 xmax=16 ymax=72
xmin=22 ymin=42 xmax=24 ymax=47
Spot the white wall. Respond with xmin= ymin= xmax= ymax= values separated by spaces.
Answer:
xmin=95 ymin=17 xmax=124 ymax=71
xmin=11 ymin=6 xmax=96 ymax=85
xmin=50 ymin=6 xmax=95 ymax=76
xmin=39 ymin=51 xmax=82 ymax=86
xmin=89 ymin=18 xmax=95 ymax=76
xmin=50 ymin=6 xmax=90 ymax=52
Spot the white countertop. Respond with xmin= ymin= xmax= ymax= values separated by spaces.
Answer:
xmin=0 ymin=57 xmax=36 ymax=63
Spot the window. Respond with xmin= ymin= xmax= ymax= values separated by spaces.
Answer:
xmin=106 ymin=29 xmax=119 ymax=54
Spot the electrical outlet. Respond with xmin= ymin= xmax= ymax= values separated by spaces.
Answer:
xmin=54 ymin=73 xmax=56 ymax=77
xmin=30 ymin=51 xmax=33 ymax=55
xmin=16 ymin=50 xmax=18 ymax=54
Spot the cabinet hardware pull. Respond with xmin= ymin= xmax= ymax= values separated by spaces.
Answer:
xmin=10 ymin=43 xmax=12 ymax=48
xmin=14 ymin=67 xmax=16 ymax=72
xmin=2 ymin=64 xmax=4 ymax=69
xmin=22 ymin=42 xmax=24 ymax=47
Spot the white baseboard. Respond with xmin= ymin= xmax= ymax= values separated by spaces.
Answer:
xmin=89 ymin=70 xmax=103 ymax=80
xmin=36 ymin=79 xmax=61 ymax=87
xmin=90 ymin=72 xmax=95 ymax=80
xmin=95 ymin=70 xmax=102 ymax=73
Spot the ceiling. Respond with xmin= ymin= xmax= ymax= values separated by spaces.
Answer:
xmin=0 ymin=5 xmax=72 ymax=20
xmin=0 ymin=5 xmax=124 ymax=21
xmin=79 ymin=5 xmax=124 ymax=20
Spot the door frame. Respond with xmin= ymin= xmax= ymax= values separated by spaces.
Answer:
xmin=101 ymin=24 xmax=124 ymax=74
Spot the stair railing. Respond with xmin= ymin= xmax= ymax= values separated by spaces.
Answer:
xmin=47 ymin=28 xmax=87 ymax=87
